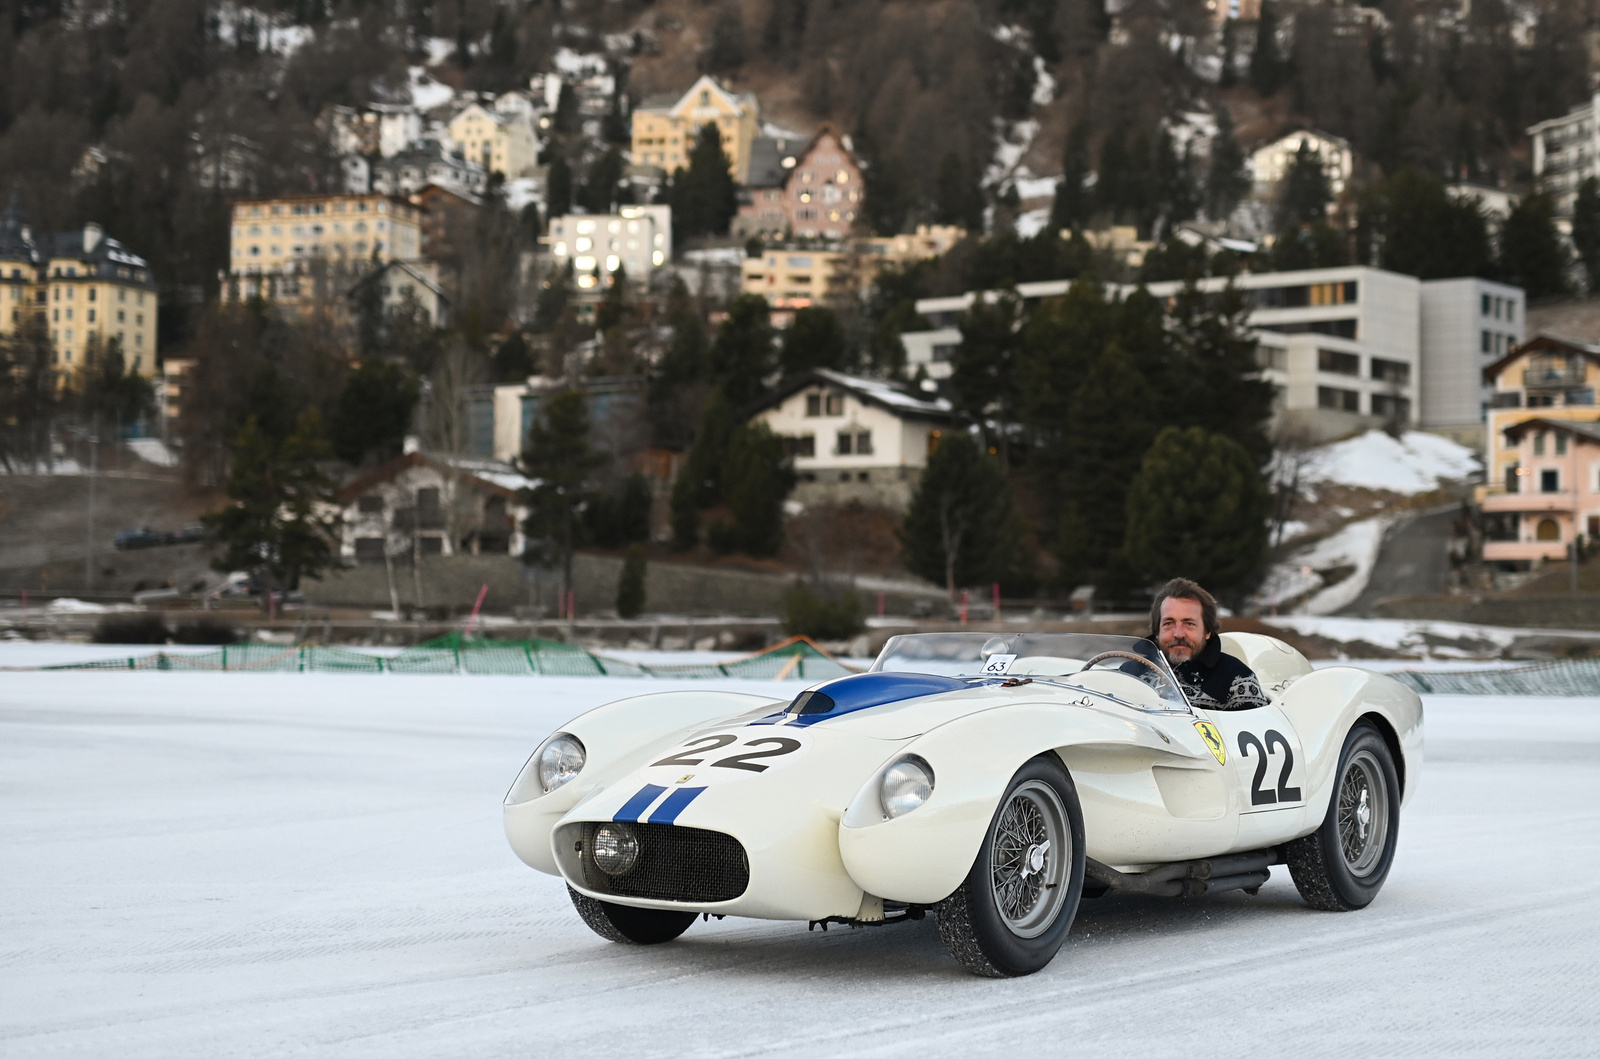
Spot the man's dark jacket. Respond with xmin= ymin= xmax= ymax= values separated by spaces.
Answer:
xmin=1153 ymin=634 xmax=1267 ymax=711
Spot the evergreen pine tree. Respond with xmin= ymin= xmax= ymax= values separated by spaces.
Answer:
xmin=1206 ymin=106 xmax=1250 ymax=221
xmin=707 ymin=294 xmax=775 ymax=409
xmin=779 ymin=306 xmax=848 ymax=377
xmin=328 ymin=360 xmax=418 ymax=466
xmin=720 ymin=423 xmax=796 ymax=556
xmin=1572 ymin=177 xmax=1600 ymax=291
xmin=949 ymin=291 xmax=1024 ymax=468
xmin=1050 ymin=121 xmax=1093 ymax=232
xmin=203 ymin=410 xmax=337 ymax=613
xmin=519 ymin=390 xmax=605 ymax=603
xmin=1277 ymin=140 xmax=1331 ymax=228
xmin=545 ymin=154 xmax=573 ymax=217
xmin=1124 ymin=426 xmax=1270 ymax=591
xmin=670 ymin=123 xmax=738 ymax=242
xmin=1250 ymin=1 xmax=1287 ymax=97
xmin=616 ymin=544 xmax=647 ymax=618
xmin=898 ymin=433 xmax=1019 ymax=601
xmin=1498 ymin=192 xmax=1570 ymax=299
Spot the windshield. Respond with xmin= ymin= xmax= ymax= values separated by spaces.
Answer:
xmin=869 ymin=632 xmax=1191 ymax=712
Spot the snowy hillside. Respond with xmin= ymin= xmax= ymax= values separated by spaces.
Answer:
xmin=1292 ymin=430 xmax=1480 ymax=496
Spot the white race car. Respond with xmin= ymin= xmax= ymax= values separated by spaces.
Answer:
xmin=504 ymin=631 xmax=1422 ymax=976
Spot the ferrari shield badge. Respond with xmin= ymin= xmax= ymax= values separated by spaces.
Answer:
xmin=1194 ymin=720 xmax=1226 ymax=765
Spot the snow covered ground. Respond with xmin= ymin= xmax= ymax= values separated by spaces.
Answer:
xmin=4 ymin=671 xmax=1597 ymax=1056
xmin=1295 ymin=430 xmax=1480 ymax=496
xmin=1254 ymin=515 xmax=1391 ymax=614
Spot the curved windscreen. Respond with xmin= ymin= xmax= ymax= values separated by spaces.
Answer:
xmin=869 ymin=632 xmax=1192 ymax=712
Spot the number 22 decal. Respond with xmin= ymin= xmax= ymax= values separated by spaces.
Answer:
xmin=1237 ymin=730 xmax=1302 ymax=805
xmin=651 ymin=734 xmax=802 ymax=773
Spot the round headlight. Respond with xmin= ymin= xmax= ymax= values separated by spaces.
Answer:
xmin=880 ymin=756 xmax=934 ymax=819
xmin=536 ymin=733 xmax=585 ymax=793
xmin=591 ymin=822 xmax=641 ymax=876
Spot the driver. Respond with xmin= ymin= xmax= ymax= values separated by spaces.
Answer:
xmin=1148 ymin=578 xmax=1266 ymax=711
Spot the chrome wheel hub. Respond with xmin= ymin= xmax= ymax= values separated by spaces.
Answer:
xmin=989 ymin=781 xmax=1071 ymax=938
xmin=1337 ymin=749 xmax=1390 ymax=878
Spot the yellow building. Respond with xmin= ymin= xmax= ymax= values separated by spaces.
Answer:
xmin=1477 ymin=334 xmax=1600 ymax=564
xmin=1 ymin=199 xmax=159 ymax=381
xmin=740 ymin=227 xmax=967 ymax=311
xmin=631 ymin=75 xmax=759 ymax=182
xmin=224 ymin=193 xmax=424 ymax=309
xmin=446 ymin=102 xmax=539 ymax=178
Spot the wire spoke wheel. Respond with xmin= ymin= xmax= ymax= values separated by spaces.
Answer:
xmin=987 ymin=779 xmax=1071 ymax=939
xmin=1336 ymin=748 xmax=1390 ymax=878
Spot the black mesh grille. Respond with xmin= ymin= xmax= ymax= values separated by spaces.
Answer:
xmin=579 ymin=822 xmax=750 ymax=903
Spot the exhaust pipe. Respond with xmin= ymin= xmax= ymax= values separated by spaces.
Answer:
xmin=1086 ymin=851 xmax=1274 ymax=898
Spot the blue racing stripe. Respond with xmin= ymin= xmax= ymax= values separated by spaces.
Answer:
xmin=646 ymin=786 xmax=707 ymax=825
xmin=614 ymin=783 xmax=667 ymax=822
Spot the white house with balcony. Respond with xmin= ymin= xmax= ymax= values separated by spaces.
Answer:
xmin=1528 ymin=93 xmax=1600 ymax=217
xmin=746 ymin=369 xmax=954 ymax=510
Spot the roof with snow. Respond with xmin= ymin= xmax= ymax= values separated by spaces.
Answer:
xmin=336 ymin=452 xmax=538 ymax=504
xmin=746 ymin=369 xmax=954 ymax=422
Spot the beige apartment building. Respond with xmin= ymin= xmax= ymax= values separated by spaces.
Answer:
xmin=1 ymin=200 xmax=159 ymax=381
xmin=631 ymin=76 xmax=759 ymax=182
xmin=223 ymin=193 xmax=424 ymax=309
xmin=740 ymin=227 xmax=967 ymax=311
xmin=447 ymin=103 xmax=539 ymax=178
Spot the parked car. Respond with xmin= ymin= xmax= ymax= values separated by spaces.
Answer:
xmin=504 ymin=631 xmax=1422 ymax=977
xmin=113 ymin=527 xmax=169 ymax=550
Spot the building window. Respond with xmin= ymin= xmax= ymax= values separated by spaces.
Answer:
xmin=1371 ymin=394 xmax=1411 ymax=420
xmin=825 ymin=393 xmax=844 ymax=415
xmin=836 ymin=432 xmax=853 ymax=455
xmin=784 ymin=435 xmax=816 ymax=458
xmin=1556 ymin=433 xmax=1569 ymax=455
xmin=354 ymin=537 xmax=386 ymax=563
xmin=1481 ymin=330 xmax=1491 ymax=353
xmin=87 ymin=288 xmax=96 ymax=301
xmin=1482 ymin=293 xmax=1491 ymax=315
xmin=1318 ymin=348 xmax=1356 ymax=377
xmin=420 ymin=535 xmax=444 ymax=556
xmin=1535 ymin=518 xmax=1561 ymax=541
xmin=1534 ymin=431 xmax=1546 ymax=456
xmin=855 ymin=431 xmax=873 ymax=455
xmin=805 ymin=393 xmax=822 ymax=416
xmin=1371 ymin=357 xmax=1410 ymax=384
xmin=358 ymin=496 xmax=385 ymax=514
xmin=1317 ymin=386 xmax=1361 ymax=412
xmin=1541 ymin=469 xmax=1561 ymax=493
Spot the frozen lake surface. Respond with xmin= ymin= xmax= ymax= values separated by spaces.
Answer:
xmin=3 ymin=671 xmax=1598 ymax=1057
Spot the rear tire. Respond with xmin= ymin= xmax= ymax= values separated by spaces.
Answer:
xmin=936 ymin=754 xmax=1085 ymax=977
xmin=568 ymin=887 xmax=696 ymax=944
xmin=1286 ymin=723 xmax=1401 ymax=911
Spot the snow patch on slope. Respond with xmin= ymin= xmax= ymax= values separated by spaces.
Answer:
xmin=1255 ymin=515 xmax=1392 ymax=614
xmin=1298 ymin=430 xmax=1480 ymax=494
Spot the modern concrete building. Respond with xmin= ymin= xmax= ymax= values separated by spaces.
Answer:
xmin=1417 ymin=278 xmax=1525 ymax=446
xmin=903 ymin=266 xmax=1521 ymax=442
xmin=547 ymin=205 xmax=671 ymax=291
xmin=1527 ymin=93 xmax=1600 ymax=217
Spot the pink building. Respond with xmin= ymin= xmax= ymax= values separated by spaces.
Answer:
xmin=1481 ymin=417 xmax=1600 ymax=563
xmin=733 ymin=125 xmax=864 ymax=242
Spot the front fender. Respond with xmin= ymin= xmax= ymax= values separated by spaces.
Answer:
xmin=503 ymin=689 xmax=783 ymax=874
xmin=836 ymin=702 xmax=1190 ymax=904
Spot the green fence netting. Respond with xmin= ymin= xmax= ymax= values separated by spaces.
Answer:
xmin=1391 ymin=658 xmax=1600 ymax=696
xmin=36 ymin=634 xmax=860 ymax=681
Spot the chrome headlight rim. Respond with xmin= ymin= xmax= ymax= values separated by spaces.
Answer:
xmin=880 ymin=754 xmax=935 ymax=820
xmin=535 ymin=732 xmax=586 ymax=794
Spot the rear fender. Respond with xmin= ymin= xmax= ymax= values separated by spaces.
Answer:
xmin=503 ymin=689 xmax=784 ymax=874
xmin=836 ymin=702 xmax=1193 ymax=904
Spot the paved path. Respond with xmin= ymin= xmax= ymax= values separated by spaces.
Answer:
xmin=1340 ymin=506 xmax=1456 ymax=616
xmin=4 ymin=672 xmax=1598 ymax=1057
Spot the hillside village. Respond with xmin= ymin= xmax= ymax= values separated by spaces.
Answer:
xmin=3 ymin=0 xmax=1600 ymax=646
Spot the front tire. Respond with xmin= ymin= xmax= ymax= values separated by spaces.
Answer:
xmin=936 ymin=754 xmax=1086 ymax=977
xmin=568 ymin=887 xmax=696 ymax=944
xmin=1286 ymin=722 xmax=1401 ymax=911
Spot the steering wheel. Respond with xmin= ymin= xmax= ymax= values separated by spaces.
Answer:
xmin=1081 ymin=650 xmax=1167 ymax=680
